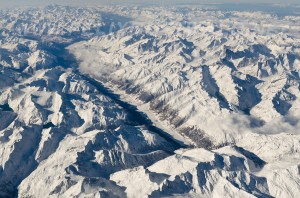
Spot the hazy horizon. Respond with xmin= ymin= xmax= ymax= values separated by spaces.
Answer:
xmin=0 ymin=0 xmax=299 ymax=8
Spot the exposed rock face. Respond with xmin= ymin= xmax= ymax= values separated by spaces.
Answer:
xmin=0 ymin=5 xmax=300 ymax=198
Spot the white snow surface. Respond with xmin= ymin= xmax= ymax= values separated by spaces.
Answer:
xmin=0 ymin=5 xmax=300 ymax=198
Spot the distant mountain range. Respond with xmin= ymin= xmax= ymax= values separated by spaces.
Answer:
xmin=0 ymin=5 xmax=300 ymax=197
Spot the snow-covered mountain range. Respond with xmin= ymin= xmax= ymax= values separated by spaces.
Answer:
xmin=0 ymin=5 xmax=300 ymax=198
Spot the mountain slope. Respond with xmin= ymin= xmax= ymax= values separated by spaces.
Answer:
xmin=0 ymin=5 xmax=300 ymax=198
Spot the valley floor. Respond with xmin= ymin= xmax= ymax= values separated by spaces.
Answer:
xmin=0 ymin=5 xmax=300 ymax=198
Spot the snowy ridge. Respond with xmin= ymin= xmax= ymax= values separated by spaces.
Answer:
xmin=0 ymin=5 xmax=300 ymax=198
xmin=0 ymin=57 xmax=176 ymax=196
xmin=70 ymin=7 xmax=300 ymax=147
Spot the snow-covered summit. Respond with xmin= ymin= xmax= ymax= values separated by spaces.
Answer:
xmin=0 ymin=5 xmax=300 ymax=198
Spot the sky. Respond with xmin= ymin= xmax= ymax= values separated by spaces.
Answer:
xmin=0 ymin=0 xmax=299 ymax=7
